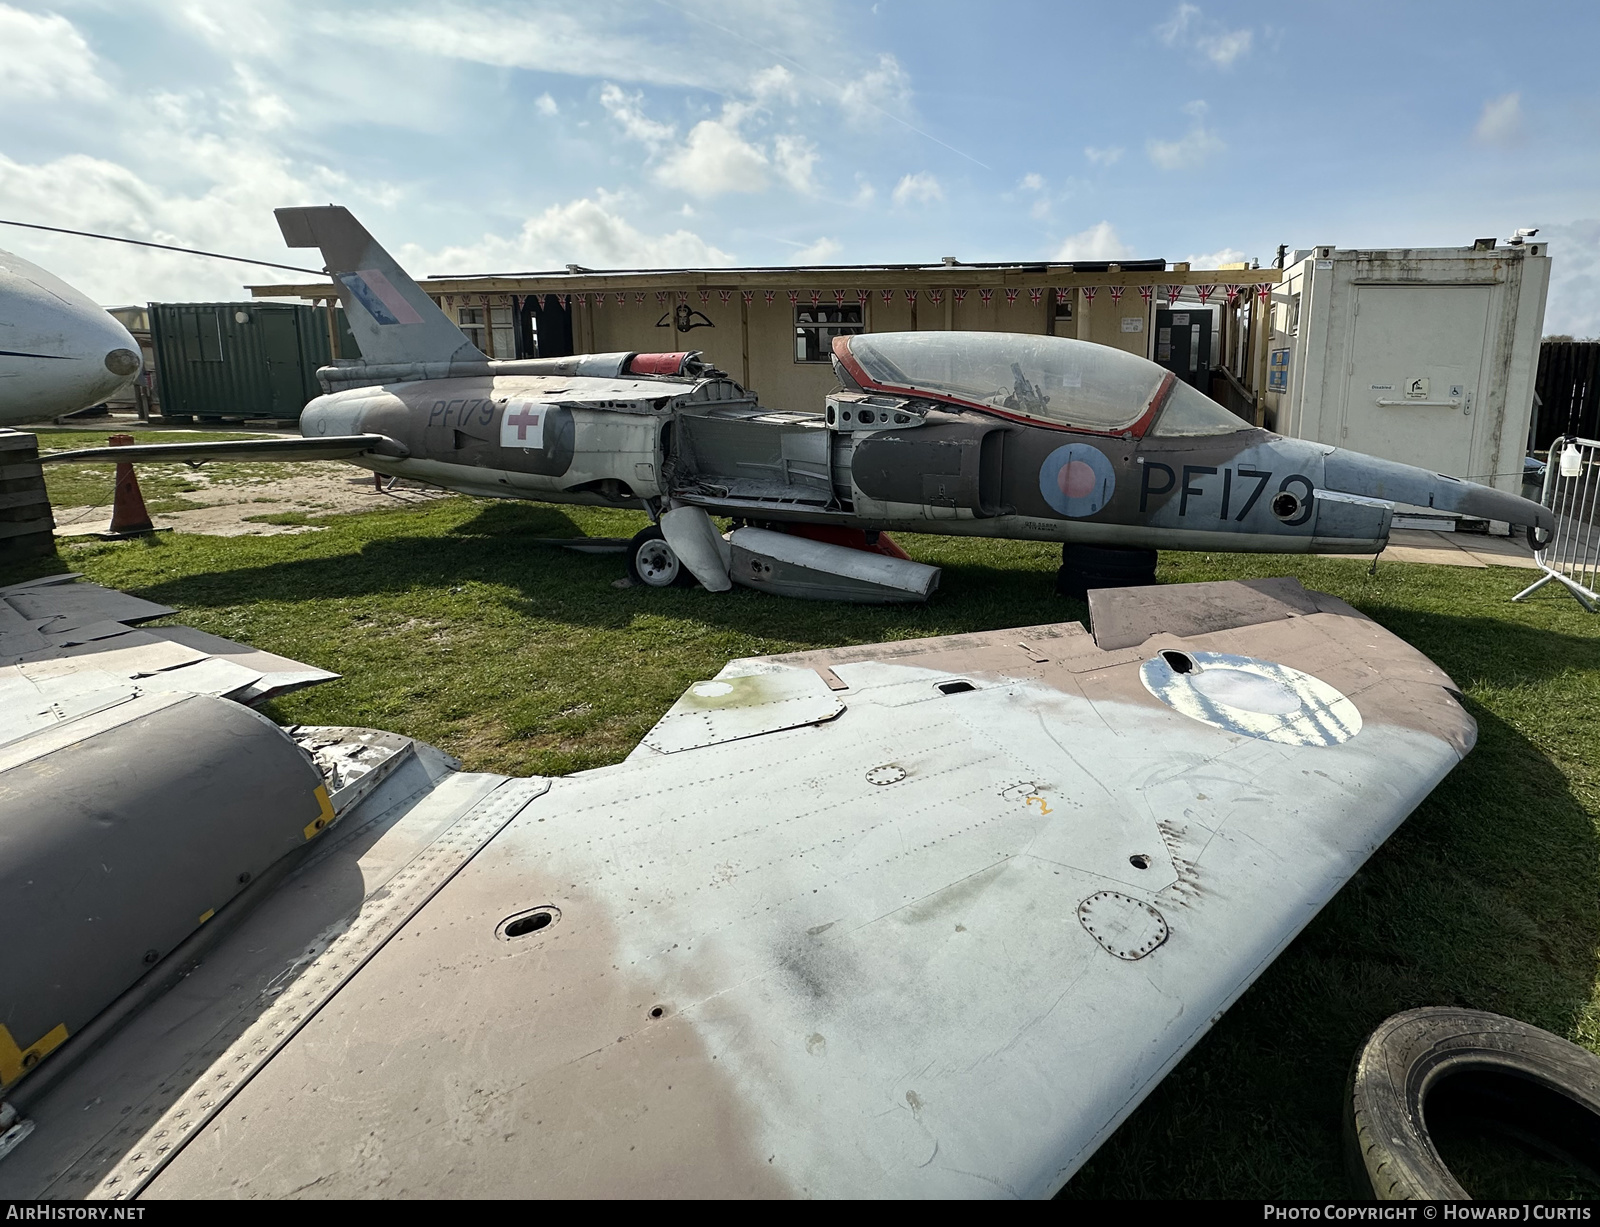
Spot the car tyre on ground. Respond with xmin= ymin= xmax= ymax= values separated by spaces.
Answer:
xmin=626 ymin=525 xmax=695 ymax=588
xmin=1056 ymin=543 xmax=1158 ymax=600
xmin=1345 ymin=1007 xmax=1600 ymax=1199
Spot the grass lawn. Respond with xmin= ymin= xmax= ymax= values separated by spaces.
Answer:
xmin=4 ymin=493 xmax=1597 ymax=1198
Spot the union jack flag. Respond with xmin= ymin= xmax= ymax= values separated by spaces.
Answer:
xmin=953 ymin=288 xmax=967 ymax=304
xmin=787 ymin=290 xmax=800 ymax=305
xmin=979 ymin=288 xmax=994 ymax=306
xmin=1109 ymin=285 xmax=1125 ymax=305
xmin=615 ymin=292 xmax=626 ymax=307
xmin=1165 ymin=285 xmax=1181 ymax=305
xmin=634 ymin=292 xmax=646 ymax=306
xmin=698 ymin=290 xmax=710 ymax=305
xmin=1028 ymin=288 xmax=1043 ymax=306
xmin=1257 ymin=283 xmax=1272 ymax=301
xmin=928 ymin=289 xmax=944 ymax=305
xmin=1223 ymin=284 xmax=1241 ymax=302
xmin=1056 ymin=287 xmax=1073 ymax=304
xmin=1196 ymin=285 xmax=1216 ymax=305
xmin=1005 ymin=288 xmax=1020 ymax=305
xmin=743 ymin=290 xmax=754 ymax=305
xmin=904 ymin=289 xmax=918 ymax=304
xmin=764 ymin=290 xmax=775 ymax=305
xmin=655 ymin=291 xmax=668 ymax=306
xmin=719 ymin=289 xmax=733 ymax=306
xmin=678 ymin=290 xmax=689 ymax=304
xmin=592 ymin=293 xmax=601 ymax=310
xmin=1082 ymin=286 xmax=1097 ymax=305
xmin=810 ymin=290 xmax=822 ymax=307
xmin=857 ymin=289 xmax=870 ymax=304
xmin=880 ymin=289 xmax=895 ymax=305
xmin=835 ymin=289 xmax=848 ymax=305
xmin=1139 ymin=285 xmax=1154 ymax=305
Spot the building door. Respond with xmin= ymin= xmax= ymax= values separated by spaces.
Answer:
xmin=1339 ymin=285 xmax=1490 ymax=480
xmin=1154 ymin=308 xmax=1212 ymax=388
xmin=258 ymin=309 xmax=307 ymax=419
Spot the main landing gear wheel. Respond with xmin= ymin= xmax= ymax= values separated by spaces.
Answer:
xmin=1345 ymin=1007 xmax=1600 ymax=1199
xmin=626 ymin=526 xmax=695 ymax=588
xmin=1055 ymin=543 xmax=1158 ymax=600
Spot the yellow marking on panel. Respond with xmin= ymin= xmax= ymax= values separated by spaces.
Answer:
xmin=1025 ymin=795 xmax=1053 ymax=815
xmin=302 ymin=784 xmax=335 ymax=840
xmin=0 ymin=1021 xmax=69 ymax=1089
xmin=198 ymin=908 xmax=215 ymax=924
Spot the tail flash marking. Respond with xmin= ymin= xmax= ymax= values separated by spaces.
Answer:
xmin=339 ymin=270 xmax=425 ymax=326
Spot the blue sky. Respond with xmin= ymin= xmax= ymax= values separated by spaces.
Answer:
xmin=3 ymin=1 xmax=1598 ymax=332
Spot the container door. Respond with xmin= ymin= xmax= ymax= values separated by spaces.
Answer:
xmin=258 ymin=310 xmax=306 ymax=419
xmin=1342 ymin=286 xmax=1489 ymax=480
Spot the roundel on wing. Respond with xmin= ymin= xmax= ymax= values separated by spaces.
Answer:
xmin=1039 ymin=443 xmax=1115 ymax=518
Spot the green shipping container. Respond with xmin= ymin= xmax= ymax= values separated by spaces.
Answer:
xmin=149 ymin=303 xmax=362 ymax=423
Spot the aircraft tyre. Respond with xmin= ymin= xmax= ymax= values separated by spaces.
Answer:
xmin=627 ymin=526 xmax=695 ymax=588
xmin=1344 ymin=1007 xmax=1600 ymax=1199
xmin=1056 ymin=544 xmax=1157 ymax=600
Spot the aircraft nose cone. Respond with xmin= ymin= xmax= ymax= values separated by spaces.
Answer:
xmin=104 ymin=348 xmax=142 ymax=377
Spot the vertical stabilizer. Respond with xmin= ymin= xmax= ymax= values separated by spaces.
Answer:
xmin=275 ymin=206 xmax=487 ymax=366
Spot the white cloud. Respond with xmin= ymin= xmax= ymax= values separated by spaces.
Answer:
xmin=1147 ymin=100 xmax=1226 ymax=169
xmin=655 ymin=107 xmax=770 ymax=197
xmin=751 ymin=64 xmax=798 ymax=103
xmin=1019 ymin=172 xmax=1045 ymax=191
xmin=1186 ymin=247 xmax=1247 ymax=268
xmin=852 ymin=176 xmax=877 ymax=206
xmin=1084 ymin=146 xmax=1124 ymax=166
xmin=600 ymin=83 xmax=675 ymax=146
xmin=773 ymin=135 xmax=819 ymax=193
xmin=535 ymin=92 xmax=558 ymax=116
xmin=892 ymin=171 xmax=943 ymax=207
xmin=793 ymin=236 xmax=842 ymax=263
xmin=840 ymin=53 xmax=913 ymax=124
xmin=412 ymin=195 xmax=734 ymax=273
xmin=1156 ymin=4 xmax=1252 ymax=67
xmin=0 ymin=4 xmax=109 ymax=102
xmin=1474 ymin=93 xmax=1523 ymax=146
xmin=1541 ymin=219 xmax=1600 ymax=338
xmin=1054 ymin=222 xmax=1132 ymax=262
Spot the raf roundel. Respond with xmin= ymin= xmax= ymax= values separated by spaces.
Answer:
xmin=1039 ymin=443 xmax=1116 ymax=518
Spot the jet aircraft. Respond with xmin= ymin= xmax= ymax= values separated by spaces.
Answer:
xmin=43 ymin=207 xmax=1554 ymax=601
xmin=0 ymin=248 xmax=142 ymax=426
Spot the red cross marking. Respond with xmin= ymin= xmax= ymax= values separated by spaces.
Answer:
xmin=506 ymin=406 xmax=542 ymax=440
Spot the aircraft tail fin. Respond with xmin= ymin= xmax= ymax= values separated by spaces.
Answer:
xmin=275 ymin=206 xmax=487 ymax=367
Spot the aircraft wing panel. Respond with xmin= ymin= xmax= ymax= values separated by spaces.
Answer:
xmin=108 ymin=583 xmax=1471 ymax=1199
xmin=38 ymin=434 xmax=405 ymax=465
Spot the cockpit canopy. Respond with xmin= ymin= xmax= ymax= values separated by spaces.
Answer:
xmin=835 ymin=331 xmax=1246 ymax=437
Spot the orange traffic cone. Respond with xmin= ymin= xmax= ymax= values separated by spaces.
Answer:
xmin=106 ymin=433 xmax=155 ymax=536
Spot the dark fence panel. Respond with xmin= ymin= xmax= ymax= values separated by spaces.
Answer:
xmin=1535 ymin=341 xmax=1600 ymax=449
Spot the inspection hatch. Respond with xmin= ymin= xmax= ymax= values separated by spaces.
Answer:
xmin=866 ymin=764 xmax=907 ymax=786
xmin=1077 ymin=891 xmax=1170 ymax=960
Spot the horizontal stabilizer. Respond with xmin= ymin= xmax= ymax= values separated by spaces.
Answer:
xmin=275 ymin=205 xmax=486 ymax=367
xmin=39 ymin=434 xmax=405 ymax=466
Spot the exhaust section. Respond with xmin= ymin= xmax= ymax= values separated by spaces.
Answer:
xmin=1322 ymin=450 xmax=1554 ymax=537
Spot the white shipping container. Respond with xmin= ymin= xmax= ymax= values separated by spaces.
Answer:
xmin=1264 ymin=242 xmax=1550 ymax=500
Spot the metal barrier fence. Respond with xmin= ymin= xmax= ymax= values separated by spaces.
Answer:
xmin=1515 ymin=435 xmax=1600 ymax=611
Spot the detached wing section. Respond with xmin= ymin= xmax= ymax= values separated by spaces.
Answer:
xmin=38 ymin=434 xmax=405 ymax=466
xmin=85 ymin=579 xmax=1472 ymax=1200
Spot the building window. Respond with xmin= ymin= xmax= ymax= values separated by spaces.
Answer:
xmin=1054 ymin=294 xmax=1072 ymax=323
xmin=491 ymin=306 xmax=514 ymax=359
xmin=458 ymin=306 xmax=486 ymax=351
xmin=795 ymin=304 xmax=863 ymax=363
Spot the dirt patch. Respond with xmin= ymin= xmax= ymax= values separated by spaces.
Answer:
xmin=53 ymin=468 xmax=451 ymax=537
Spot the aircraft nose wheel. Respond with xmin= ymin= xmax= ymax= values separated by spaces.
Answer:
xmin=627 ymin=526 xmax=695 ymax=588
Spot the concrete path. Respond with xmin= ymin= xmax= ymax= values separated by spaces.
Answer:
xmin=1329 ymin=529 xmax=1540 ymax=570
